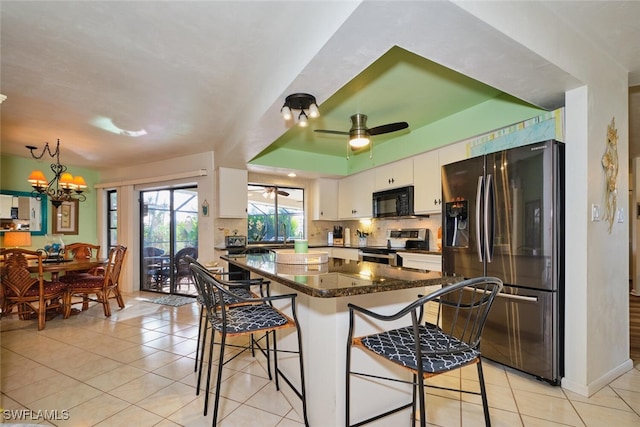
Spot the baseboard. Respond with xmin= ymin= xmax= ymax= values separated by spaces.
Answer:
xmin=561 ymin=358 xmax=634 ymax=397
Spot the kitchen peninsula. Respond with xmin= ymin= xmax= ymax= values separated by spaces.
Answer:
xmin=222 ymin=252 xmax=460 ymax=426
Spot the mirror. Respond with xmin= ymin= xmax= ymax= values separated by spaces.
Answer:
xmin=0 ymin=190 xmax=48 ymax=235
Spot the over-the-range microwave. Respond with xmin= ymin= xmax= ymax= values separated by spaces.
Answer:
xmin=372 ymin=185 xmax=415 ymax=218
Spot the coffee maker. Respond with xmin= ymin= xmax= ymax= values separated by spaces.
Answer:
xmin=332 ymin=225 xmax=343 ymax=246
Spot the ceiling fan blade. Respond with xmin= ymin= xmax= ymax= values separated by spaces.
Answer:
xmin=277 ymin=190 xmax=290 ymax=197
xmin=368 ymin=122 xmax=409 ymax=135
xmin=314 ymin=129 xmax=350 ymax=135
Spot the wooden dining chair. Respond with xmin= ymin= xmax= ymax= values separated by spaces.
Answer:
xmin=62 ymin=242 xmax=103 ymax=277
xmin=0 ymin=248 xmax=67 ymax=330
xmin=61 ymin=245 xmax=127 ymax=318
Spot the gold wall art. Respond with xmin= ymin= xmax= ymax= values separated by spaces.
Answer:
xmin=602 ymin=117 xmax=618 ymax=234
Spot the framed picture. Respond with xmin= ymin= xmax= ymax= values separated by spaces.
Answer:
xmin=52 ymin=200 xmax=79 ymax=235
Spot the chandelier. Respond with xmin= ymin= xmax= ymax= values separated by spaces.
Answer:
xmin=280 ymin=93 xmax=319 ymax=127
xmin=26 ymin=139 xmax=87 ymax=208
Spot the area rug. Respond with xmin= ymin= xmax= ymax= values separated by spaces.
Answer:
xmin=147 ymin=295 xmax=196 ymax=307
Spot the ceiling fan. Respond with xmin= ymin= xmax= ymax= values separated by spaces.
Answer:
xmin=315 ymin=113 xmax=409 ymax=150
xmin=262 ymin=186 xmax=289 ymax=199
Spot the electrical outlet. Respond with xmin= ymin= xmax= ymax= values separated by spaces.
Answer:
xmin=617 ymin=208 xmax=624 ymax=223
xmin=591 ymin=204 xmax=601 ymax=222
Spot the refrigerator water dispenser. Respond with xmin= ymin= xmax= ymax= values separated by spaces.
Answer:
xmin=444 ymin=199 xmax=469 ymax=248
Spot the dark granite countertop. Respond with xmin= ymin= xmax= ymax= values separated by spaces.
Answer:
xmin=221 ymin=253 xmax=459 ymax=298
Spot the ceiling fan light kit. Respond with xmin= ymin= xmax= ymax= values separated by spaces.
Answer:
xmin=315 ymin=113 xmax=409 ymax=154
xmin=281 ymin=93 xmax=319 ymax=127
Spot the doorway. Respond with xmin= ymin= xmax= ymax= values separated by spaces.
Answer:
xmin=140 ymin=187 xmax=198 ymax=296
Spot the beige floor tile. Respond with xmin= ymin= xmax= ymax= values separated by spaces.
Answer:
xmin=420 ymin=394 xmax=461 ymax=427
xmin=54 ymin=393 xmax=130 ymax=426
xmin=425 ymin=373 xmax=462 ymax=400
xmin=507 ymin=368 xmax=566 ymax=398
xmin=104 ymin=343 xmax=160 ymax=364
xmin=245 ymin=382 xmax=295 ymax=417
xmin=152 ymin=355 xmax=199 ymax=381
xmin=166 ymin=336 xmax=199 ymax=356
xmin=108 ymin=372 xmax=175 ymax=404
xmin=7 ymin=372 xmax=83 ymax=405
xmin=565 ymin=384 xmax=634 ymax=412
xmin=2 ymin=292 xmax=639 ymax=426
xmin=28 ymin=382 xmax=103 ymax=414
xmin=275 ymin=418 xmax=305 ymax=427
xmin=93 ymin=404 xmax=164 ymax=427
xmin=1 ymin=362 xmax=60 ymax=392
xmin=470 ymin=405 xmax=523 ymax=427
xmin=513 ymin=389 xmax=583 ymax=426
xmin=521 ymin=413 xmax=584 ymax=427
xmin=123 ymin=329 xmax=167 ymax=345
xmin=218 ymin=403 xmax=283 ymax=427
xmin=614 ymin=387 xmax=640 ymax=413
xmin=166 ymin=393 xmax=240 ymax=427
xmin=61 ymin=356 xmax=125 ymax=382
xmin=85 ymin=364 xmax=148 ymax=392
xmin=461 ymin=378 xmax=519 ymax=413
xmin=573 ymin=400 xmax=640 ymax=426
xmin=136 ymin=381 xmax=198 ymax=418
xmin=218 ymin=370 xmax=271 ymax=403
xmin=128 ymin=349 xmax=182 ymax=371
xmin=609 ymin=367 xmax=640 ymax=392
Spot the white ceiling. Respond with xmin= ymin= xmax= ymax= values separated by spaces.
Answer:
xmin=1 ymin=1 xmax=639 ymax=177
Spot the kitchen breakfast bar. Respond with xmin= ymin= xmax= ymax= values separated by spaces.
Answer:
xmin=221 ymin=252 xmax=459 ymax=426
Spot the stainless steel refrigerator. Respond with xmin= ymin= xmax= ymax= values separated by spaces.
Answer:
xmin=441 ymin=140 xmax=564 ymax=384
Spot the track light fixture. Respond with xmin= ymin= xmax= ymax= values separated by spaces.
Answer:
xmin=280 ymin=93 xmax=319 ymax=127
xmin=26 ymin=139 xmax=87 ymax=209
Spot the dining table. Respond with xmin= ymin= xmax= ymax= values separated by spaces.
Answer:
xmin=36 ymin=258 xmax=108 ymax=280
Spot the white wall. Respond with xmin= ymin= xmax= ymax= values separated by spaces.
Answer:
xmin=98 ymin=151 xmax=215 ymax=292
xmin=457 ymin=1 xmax=631 ymax=396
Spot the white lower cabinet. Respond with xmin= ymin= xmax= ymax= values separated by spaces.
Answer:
xmin=397 ymin=252 xmax=441 ymax=272
xmin=331 ymin=247 xmax=359 ymax=261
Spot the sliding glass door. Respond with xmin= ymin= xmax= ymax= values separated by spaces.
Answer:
xmin=140 ymin=187 xmax=198 ymax=295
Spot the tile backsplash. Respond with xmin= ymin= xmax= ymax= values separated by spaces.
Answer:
xmin=309 ymin=215 xmax=442 ymax=251
xmin=215 ymin=215 xmax=442 ymax=252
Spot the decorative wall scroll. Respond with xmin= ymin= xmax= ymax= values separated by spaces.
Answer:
xmin=601 ymin=117 xmax=618 ymax=234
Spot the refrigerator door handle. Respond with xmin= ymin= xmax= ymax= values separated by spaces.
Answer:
xmin=476 ymin=175 xmax=484 ymax=263
xmin=485 ymin=173 xmax=494 ymax=263
xmin=495 ymin=292 xmax=538 ymax=303
xmin=464 ymin=286 xmax=539 ymax=303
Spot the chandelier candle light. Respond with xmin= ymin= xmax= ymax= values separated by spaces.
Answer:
xmin=27 ymin=139 xmax=87 ymax=208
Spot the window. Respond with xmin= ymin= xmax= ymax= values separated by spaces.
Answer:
xmin=247 ymin=184 xmax=304 ymax=243
xmin=107 ymin=190 xmax=118 ymax=251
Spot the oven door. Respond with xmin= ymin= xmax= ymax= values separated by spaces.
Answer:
xmin=358 ymin=250 xmax=397 ymax=265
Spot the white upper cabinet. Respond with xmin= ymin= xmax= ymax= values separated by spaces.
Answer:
xmin=413 ymin=141 xmax=467 ymax=214
xmin=338 ymin=170 xmax=373 ymax=219
xmin=438 ymin=141 xmax=467 ymax=168
xmin=373 ymin=158 xmax=413 ymax=191
xmin=413 ymin=151 xmax=441 ymax=214
xmin=217 ymin=167 xmax=248 ymax=218
xmin=312 ymin=178 xmax=339 ymax=220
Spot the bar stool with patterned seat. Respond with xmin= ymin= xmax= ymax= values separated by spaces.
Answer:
xmin=346 ymin=276 xmax=503 ymax=427
xmin=189 ymin=262 xmax=309 ymax=426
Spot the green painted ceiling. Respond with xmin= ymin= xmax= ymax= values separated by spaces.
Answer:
xmin=249 ymin=46 xmax=546 ymax=177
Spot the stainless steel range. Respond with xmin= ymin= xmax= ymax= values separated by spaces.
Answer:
xmin=358 ymin=228 xmax=428 ymax=265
